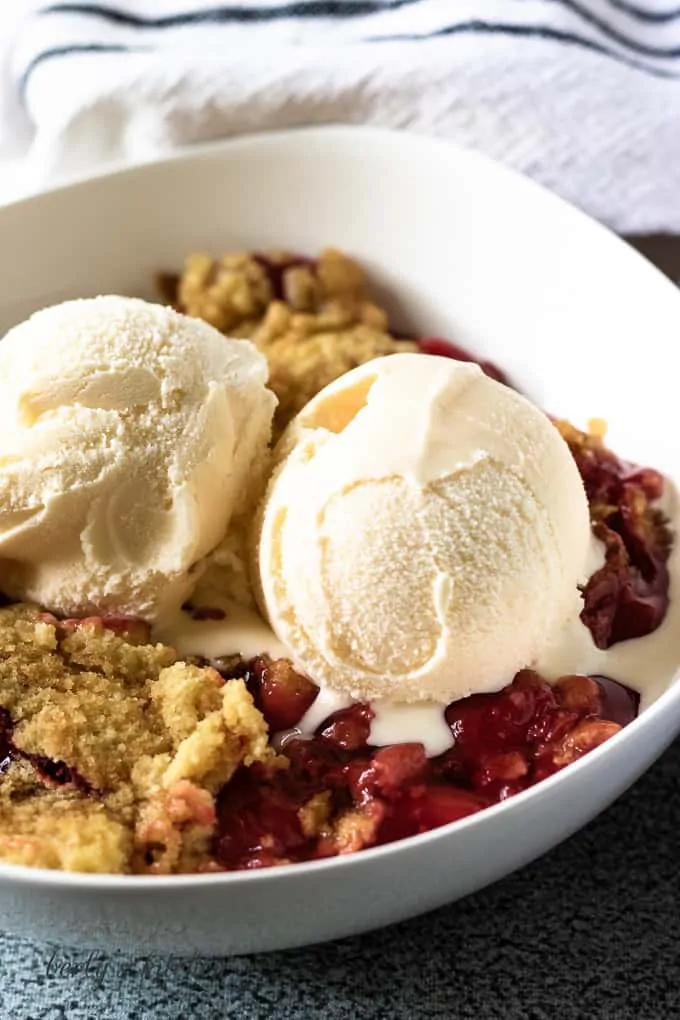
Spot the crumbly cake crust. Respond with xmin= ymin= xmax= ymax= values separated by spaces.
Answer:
xmin=164 ymin=248 xmax=416 ymax=433
xmin=0 ymin=606 xmax=274 ymax=874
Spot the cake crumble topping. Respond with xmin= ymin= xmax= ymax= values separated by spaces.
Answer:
xmin=162 ymin=248 xmax=416 ymax=435
xmin=0 ymin=606 xmax=274 ymax=874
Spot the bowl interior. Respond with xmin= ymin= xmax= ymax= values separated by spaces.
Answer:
xmin=0 ymin=130 xmax=678 ymax=935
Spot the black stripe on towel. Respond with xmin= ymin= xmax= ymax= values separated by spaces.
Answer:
xmin=19 ymin=43 xmax=150 ymax=96
xmin=41 ymin=0 xmax=680 ymax=59
xmin=41 ymin=1 xmax=422 ymax=27
xmin=535 ymin=0 xmax=680 ymax=55
xmin=19 ymin=20 xmax=680 ymax=92
xmin=370 ymin=20 xmax=680 ymax=77
xmin=606 ymin=0 xmax=680 ymax=23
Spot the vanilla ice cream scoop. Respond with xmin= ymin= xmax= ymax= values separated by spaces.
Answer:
xmin=255 ymin=354 xmax=591 ymax=704
xmin=0 ymin=296 xmax=276 ymax=622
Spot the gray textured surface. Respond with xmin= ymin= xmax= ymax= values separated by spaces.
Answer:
xmin=0 ymin=738 xmax=678 ymax=1020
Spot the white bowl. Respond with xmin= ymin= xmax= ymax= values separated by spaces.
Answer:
xmin=0 ymin=127 xmax=679 ymax=957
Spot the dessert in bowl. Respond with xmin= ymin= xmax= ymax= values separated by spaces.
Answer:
xmin=0 ymin=127 xmax=678 ymax=955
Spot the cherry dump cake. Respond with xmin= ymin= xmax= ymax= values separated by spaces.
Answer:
xmin=0 ymin=249 xmax=674 ymax=874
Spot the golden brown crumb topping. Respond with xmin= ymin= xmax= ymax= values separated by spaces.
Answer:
xmin=0 ymin=606 xmax=274 ymax=874
xmin=167 ymin=248 xmax=416 ymax=433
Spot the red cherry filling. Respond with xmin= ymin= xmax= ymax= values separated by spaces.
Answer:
xmin=246 ymin=657 xmax=319 ymax=732
xmin=212 ymin=671 xmax=637 ymax=869
xmin=556 ymin=421 xmax=672 ymax=649
xmin=318 ymin=704 xmax=373 ymax=751
xmin=214 ymin=764 xmax=311 ymax=870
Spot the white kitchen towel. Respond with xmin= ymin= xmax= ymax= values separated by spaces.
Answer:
xmin=3 ymin=1 xmax=680 ymax=232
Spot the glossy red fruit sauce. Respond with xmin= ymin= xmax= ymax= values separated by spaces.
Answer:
xmin=212 ymin=667 xmax=638 ymax=870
